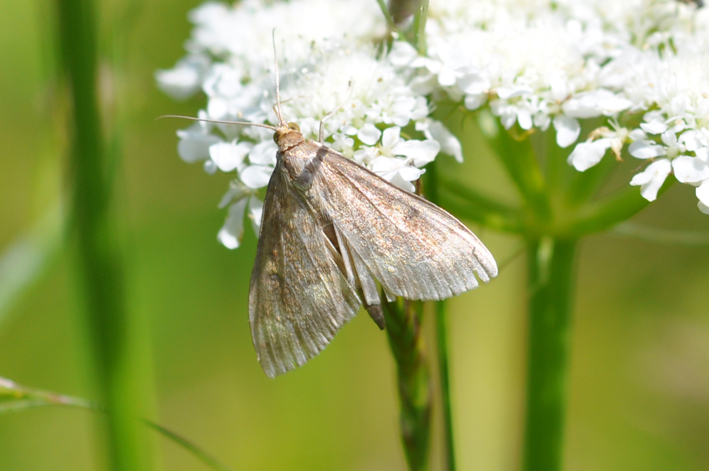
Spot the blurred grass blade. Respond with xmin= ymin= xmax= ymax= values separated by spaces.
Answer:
xmin=0 ymin=377 xmax=232 ymax=471
xmin=0 ymin=203 xmax=63 ymax=329
xmin=612 ymin=222 xmax=709 ymax=246
xmin=0 ymin=376 xmax=99 ymax=413
xmin=55 ymin=0 xmax=150 ymax=468
xmin=145 ymin=421 xmax=236 ymax=471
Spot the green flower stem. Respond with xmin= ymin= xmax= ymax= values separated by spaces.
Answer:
xmin=485 ymin=121 xmax=551 ymax=224
xmin=435 ymin=300 xmax=456 ymax=471
xmin=522 ymin=237 xmax=578 ymax=471
xmin=375 ymin=0 xmax=397 ymax=31
xmin=561 ymin=178 xmax=673 ymax=237
xmin=436 ymin=180 xmax=526 ymax=233
xmin=56 ymin=1 xmax=147 ymax=470
xmin=383 ymin=298 xmax=432 ymax=471
xmin=426 ymin=159 xmax=457 ymax=471
xmin=413 ymin=0 xmax=429 ymax=55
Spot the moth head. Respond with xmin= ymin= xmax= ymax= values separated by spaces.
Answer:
xmin=273 ymin=121 xmax=304 ymax=149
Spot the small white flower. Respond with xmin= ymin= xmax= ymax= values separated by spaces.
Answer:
xmin=568 ymin=138 xmax=612 ymax=171
xmin=358 ymin=124 xmax=382 ymax=146
xmin=672 ymin=148 xmax=709 ymax=184
xmin=155 ymin=54 xmax=210 ymax=100
xmin=217 ymin=197 xmax=249 ymax=249
xmin=630 ymin=159 xmax=672 ymax=201
xmin=628 ymin=139 xmax=667 ymax=160
xmin=553 ymin=115 xmax=581 ymax=148
xmin=177 ymin=120 xmax=221 ymax=164
xmin=696 ymin=180 xmax=709 ymax=212
xmin=416 ymin=119 xmax=463 ymax=162
xmin=240 ymin=165 xmax=273 ymax=189
xmin=209 ymin=141 xmax=252 ymax=172
xmin=370 ymin=156 xmax=425 ymax=193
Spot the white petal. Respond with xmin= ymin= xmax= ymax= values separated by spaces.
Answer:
xmin=696 ymin=180 xmax=709 ymax=207
xmin=381 ymin=127 xmax=401 ymax=148
xmin=177 ymin=125 xmax=221 ymax=163
xmin=598 ymin=95 xmax=631 ymax=114
xmin=388 ymin=41 xmax=419 ymax=66
xmin=248 ymin=141 xmax=278 ymax=165
xmin=203 ymin=159 xmax=218 ymax=175
xmin=698 ymin=201 xmax=709 ymax=215
xmin=554 ymin=116 xmax=580 ymax=148
xmin=628 ymin=140 xmax=667 ymax=159
xmin=464 ymin=93 xmax=487 ymax=110
xmin=248 ymin=196 xmax=264 ymax=236
xmin=672 ymin=156 xmax=709 ymax=184
xmin=630 ymin=159 xmax=671 ymax=202
xmin=155 ymin=55 xmax=208 ymax=100
xmin=370 ymin=156 xmax=402 ymax=174
xmin=640 ymin=120 xmax=668 ymax=135
xmin=218 ymin=184 xmax=248 ymax=209
xmin=517 ymin=110 xmax=532 ymax=130
xmin=562 ymin=91 xmax=603 ymax=119
xmin=209 ymin=141 xmax=252 ymax=172
xmin=660 ymin=130 xmax=678 ymax=147
xmin=458 ymin=72 xmax=489 ymax=95
xmin=398 ymin=165 xmax=425 ymax=181
xmin=240 ymin=165 xmax=274 ymax=189
xmin=680 ymin=131 xmax=703 ymax=151
xmin=217 ymin=198 xmax=248 ymax=250
xmin=496 ymin=86 xmax=532 ymax=100
xmin=417 ymin=119 xmax=463 ymax=162
xmin=567 ymin=139 xmax=611 ymax=172
xmin=391 ymin=139 xmax=440 ymax=166
xmin=437 ymin=65 xmax=457 ymax=87
xmin=358 ymin=123 xmax=382 ymax=146
xmin=388 ymin=172 xmax=416 ymax=192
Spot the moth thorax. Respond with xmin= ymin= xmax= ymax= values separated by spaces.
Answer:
xmin=274 ymin=123 xmax=305 ymax=150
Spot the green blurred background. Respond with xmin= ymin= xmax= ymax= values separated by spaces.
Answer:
xmin=1 ymin=1 xmax=708 ymax=470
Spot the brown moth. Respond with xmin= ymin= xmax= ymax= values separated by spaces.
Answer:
xmin=167 ymin=52 xmax=497 ymax=378
xmin=250 ymin=115 xmax=498 ymax=377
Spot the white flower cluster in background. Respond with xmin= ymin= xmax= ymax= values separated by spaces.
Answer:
xmin=409 ymin=0 xmax=709 ymax=212
xmin=157 ymin=0 xmax=462 ymax=248
xmin=158 ymin=0 xmax=709 ymax=249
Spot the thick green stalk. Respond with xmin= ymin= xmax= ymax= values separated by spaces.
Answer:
xmin=56 ymin=0 xmax=146 ymax=470
xmin=383 ymin=298 xmax=432 ymax=471
xmin=522 ymin=238 xmax=578 ymax=471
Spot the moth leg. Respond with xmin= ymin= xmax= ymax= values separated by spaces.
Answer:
xmin=331 ymin=223 xmax=385 ymax=330
xmin=344 ymin=238 xmax=386 ymax=330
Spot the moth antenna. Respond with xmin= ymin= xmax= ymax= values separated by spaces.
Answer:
xmin=318 ymin=80 xmax=354 ymax=143
xmin=272 ymin=29 xmax=287 ymax=127
xmin=157 ymin=114 xmax=278 ymax=132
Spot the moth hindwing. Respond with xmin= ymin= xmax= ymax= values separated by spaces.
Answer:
xmin=249 ymin=124 xmax=497 ymax=378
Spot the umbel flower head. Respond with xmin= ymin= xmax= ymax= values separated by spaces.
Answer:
xmin=157 ymin=0 xmax=460 ymax=248
xmin=158 ymin=0 xmax=709 ymax=248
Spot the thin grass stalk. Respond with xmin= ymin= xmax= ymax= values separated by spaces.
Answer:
xmin=55 ymin=0 xmax=145 ymax=469
xmin=384 ymin=298 xmax=432 ymax=471
xmin=425 ymin=159 xmax=456 ymax=471
xmin=522 ymin=237 xmax=578 ymax=471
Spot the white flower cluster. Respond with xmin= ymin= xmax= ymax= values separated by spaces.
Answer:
xmin=405 ymin=0 xmax=709 ymax=211
xmin=159 ymin=0 xmax=709 ymax=248
xmin=157 ymin=0 xmax=462 ymax=248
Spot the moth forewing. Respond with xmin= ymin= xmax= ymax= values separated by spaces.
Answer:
xmin=309 ymin=145 xmax=498 ymax=300
xmin=248 ymin=153 xmax=360 ymax=378
xmin=248 ymin=127 xmax=497 ymax=377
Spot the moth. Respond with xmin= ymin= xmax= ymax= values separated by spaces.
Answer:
xmin=168 ymin=56 xmax=498 ymax=378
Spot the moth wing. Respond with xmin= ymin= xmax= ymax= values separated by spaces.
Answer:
xmin=249 ymin=161 xmax=361 ymax=378
xmin=316 ymin=149 xmax=498 ymax=301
